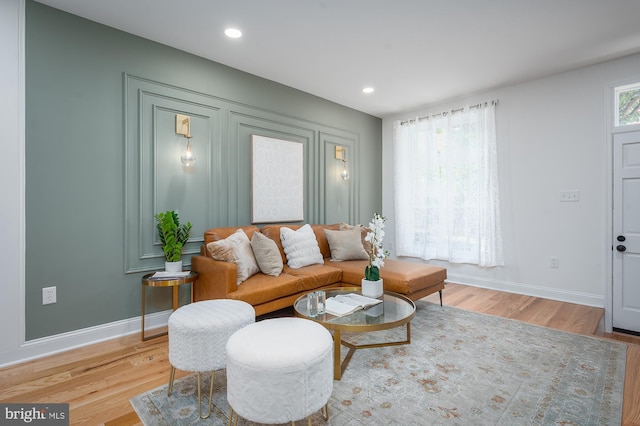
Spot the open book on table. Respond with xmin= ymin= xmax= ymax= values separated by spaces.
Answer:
xmin=324 ymin=293 xmax=383 ymax=317
xmin=150 ymin=271 xmax=191 ymax=279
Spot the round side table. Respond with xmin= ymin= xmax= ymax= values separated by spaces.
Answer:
xmin=141 ymin=271 xmax=199 ymax=341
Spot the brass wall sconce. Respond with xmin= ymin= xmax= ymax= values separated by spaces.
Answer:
xmin=335 ymin=146 xmax=350 ymax=181
xmin=176 ymin=114 xmax=195 ymax=167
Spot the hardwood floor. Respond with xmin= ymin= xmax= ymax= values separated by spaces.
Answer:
xmin=0 ymin=282 xmax=638 ymax=425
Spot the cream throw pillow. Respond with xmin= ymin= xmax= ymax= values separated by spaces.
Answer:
xmin=251 ymin=232 xmax=283 ymax=276
xmin=280 ymin=224 xmax=324 ymax=268
xmin=324 ymin=228 xmax=369 ymax=261
xmin=339 ymin=222 xmax=373 ymax=255
xmin=206 ymin=229 xmax=259 ymax=284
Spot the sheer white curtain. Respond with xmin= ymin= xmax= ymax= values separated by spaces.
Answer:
xmin=393 ymin=102 xmax=503 ymax=267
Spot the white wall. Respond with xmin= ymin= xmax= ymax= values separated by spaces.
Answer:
xmin=383 ymin=52 xmax=640 ymax=312
xmin=0 ymin=0 xmax=25 ymax=365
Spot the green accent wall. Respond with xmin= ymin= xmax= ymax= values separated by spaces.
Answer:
xmin=25 ymin=1 xmax=381 ymax=340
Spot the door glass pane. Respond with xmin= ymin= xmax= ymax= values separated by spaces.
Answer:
xmin=616 ymin=83 xmax=640 ymax=127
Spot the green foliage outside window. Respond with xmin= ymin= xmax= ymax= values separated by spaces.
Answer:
xmin=617 ymin=87 xmax=640 ymax=126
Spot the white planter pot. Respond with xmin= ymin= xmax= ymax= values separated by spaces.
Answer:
xmin=361 ymin=278 xmax=383 ymax=298
xmin=165 ymin=260 xmax=182 ymax=273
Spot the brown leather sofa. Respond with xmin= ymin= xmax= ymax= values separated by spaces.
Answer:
xmin=192 ymin=224 xmax=447 ymax=316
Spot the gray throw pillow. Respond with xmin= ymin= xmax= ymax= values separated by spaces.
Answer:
xmin=324 ymin=228 xmax=369 ymax=261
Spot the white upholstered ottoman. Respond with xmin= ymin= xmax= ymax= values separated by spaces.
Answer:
xmin=167 ymin=299 xmax=255 ymax=419
xmin=226 ymin=317 xmax=333 ymax=425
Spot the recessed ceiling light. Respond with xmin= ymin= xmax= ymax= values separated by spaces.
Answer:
xmin=362 ymin=87 xmax=375 ymax=94
xmin=224 ymin=28 xmax=242 ymax=39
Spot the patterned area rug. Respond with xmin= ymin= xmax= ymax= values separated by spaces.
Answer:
xmin=131 ymin=302 xmax=626 ymax=425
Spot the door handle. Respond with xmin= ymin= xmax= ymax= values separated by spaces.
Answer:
xmin=617 ymin=235 xmax=626 ymax=242
xmin=616 ymin=245 xmax=626 ymax=252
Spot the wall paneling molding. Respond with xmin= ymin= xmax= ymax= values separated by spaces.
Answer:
xmin=124 ymin=74 xmax=360 ymax=273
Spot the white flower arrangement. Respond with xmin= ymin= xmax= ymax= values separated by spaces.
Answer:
xmin=364 ymin=212 xmax=389 ymax=281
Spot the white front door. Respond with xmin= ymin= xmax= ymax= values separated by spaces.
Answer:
xmin=613 ymin=131 xmax=640 ymax=333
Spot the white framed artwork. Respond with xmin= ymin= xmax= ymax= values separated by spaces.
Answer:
xmin=251 ymin=135 xmax=304 ymax=223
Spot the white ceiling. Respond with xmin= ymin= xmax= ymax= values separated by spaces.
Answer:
xmin=35 ymin=0 xmax=640 ymax=118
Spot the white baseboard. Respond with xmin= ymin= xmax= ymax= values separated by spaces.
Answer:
xmin=446 ymin=273 xmax=605 ymax=308
xmin=1 ymin=275 xmax=605 ymax=368
xmin=0 ymin=310 xmax=172 ymax=369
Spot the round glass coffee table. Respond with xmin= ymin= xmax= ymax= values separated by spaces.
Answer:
xmin=294 ymin=287 xmax=415 ymax=380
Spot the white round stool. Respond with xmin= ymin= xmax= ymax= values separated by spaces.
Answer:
xmin=168 ymin=299 xmax=255 ymax=419
xmin=226 ymin=317 xmax=333 ymax=425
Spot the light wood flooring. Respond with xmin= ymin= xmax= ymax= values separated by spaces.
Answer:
xmin=0 ymin=282 xmax=638 ymax=425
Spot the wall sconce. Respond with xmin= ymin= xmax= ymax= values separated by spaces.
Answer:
xmin=176 ymin=114 xmax=195 ymax=167
xmin=335 ymin=146 xmax=350 ymax=181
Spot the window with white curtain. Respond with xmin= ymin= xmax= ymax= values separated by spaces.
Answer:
xmin=392 ymin=101 xmax=503 ymax=267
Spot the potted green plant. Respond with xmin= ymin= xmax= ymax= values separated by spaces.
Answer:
xmin=154 ymin=210 xmax=192 ymax=272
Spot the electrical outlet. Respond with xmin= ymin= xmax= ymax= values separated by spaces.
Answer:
xmin=550 ymin=257 xmax=559 ymax=268
xmin=560 ymin=190 xmax=580 ymax=202
xmin=42 ymin=286 xmax=57 ymax=305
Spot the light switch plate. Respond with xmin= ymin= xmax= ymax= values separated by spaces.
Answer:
xmin=560 ymin=190 xmax=580 ymax=202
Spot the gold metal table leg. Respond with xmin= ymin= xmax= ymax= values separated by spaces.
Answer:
xmin=197 ymin=371 xmax=214 ymax=419
xmin=333 ymin=330 xmax=342 ymax=380
xmin=141 ymin=284 xmax=146 ymax=341
xmin=333 ymin=322 xmax=412 ymax=380
xmin=167 ymin=366 xmax=176 ymax=396
xmin=141 ymin=285 xmax=173 ymax=341
xmin=172 ymin=286 xmax=179 ymax=311
xmin=322 ymin=403 xmax=329 ymax=421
